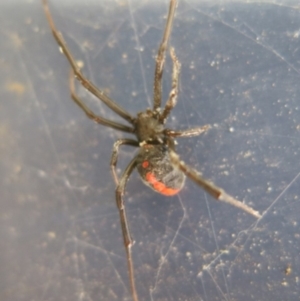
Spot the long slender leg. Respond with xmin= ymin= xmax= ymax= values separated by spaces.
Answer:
xmin=116 ymin=157 xmax=139 ymax=301
xmin=69 ymin=70 xmax=135 ymax=133
xmin=159 ymin=47 xmax=180 ymax=123
xmin=153 ymin=0 xmax=177 ymax=110
xmin=42 ymin=0 xmax=135 ymax=124
xmin=164 ymin=124 xmax=211 ymax=138
xmin=169 ymin=149 xmax=262 ymax=218
xmin=110 ymin=139 xmax=139 ymax=185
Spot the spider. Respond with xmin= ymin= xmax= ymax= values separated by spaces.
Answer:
xmin=43 ymin=0 xmax=261 ymax=300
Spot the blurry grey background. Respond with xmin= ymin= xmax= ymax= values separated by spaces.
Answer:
xmin=1 ymin=0 xmax=300 ymax=300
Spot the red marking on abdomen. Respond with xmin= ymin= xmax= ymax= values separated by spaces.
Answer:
xmin=145 ymin=172 xmax=180 ymax=196
xmin=142 ymin=160 xmax=149 ymax=168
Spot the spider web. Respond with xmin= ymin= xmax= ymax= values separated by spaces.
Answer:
xmin=1 ymin=0 xmax=300 ymax=301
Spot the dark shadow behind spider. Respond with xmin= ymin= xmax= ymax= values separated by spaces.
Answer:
xmin=42 ymin=0 xmax=262 ymax=300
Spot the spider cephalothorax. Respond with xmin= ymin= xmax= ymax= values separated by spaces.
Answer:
xmin=135 ymin=110 xmax=165 ymax=142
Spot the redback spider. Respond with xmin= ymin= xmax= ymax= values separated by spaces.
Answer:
xmin=43 ymin=0 xmax=262 ymax=300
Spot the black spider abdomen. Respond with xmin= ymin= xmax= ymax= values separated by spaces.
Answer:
xmin=136 ymin=144 xmax=185 ymax=196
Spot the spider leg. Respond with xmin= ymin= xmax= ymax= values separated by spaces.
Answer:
xmin=110 ymin=139 xmax=139 ymax=185
xmin=153 ymin=0 xmax=177 ymax=110
xmin=159 ymin=47 xmax=180 ymax=123
xmin=165 ymin=124 xmax=211 ymax=138
xmin=169 ymin=150 xmax=262 ymax=219
xmin=42 ymin=0 xmax=135 ymax=125
xmin=116 ymin=156 xmax=139 ymax=301
xmin=69 ymin=70 xmax=135 ymax=133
